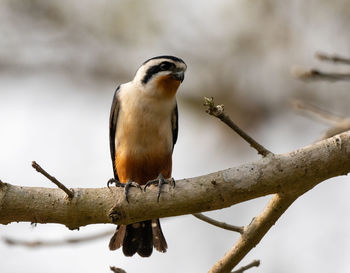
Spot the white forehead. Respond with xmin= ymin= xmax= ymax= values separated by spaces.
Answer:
xmin=133 ymin=58 xmax=187 ymax=84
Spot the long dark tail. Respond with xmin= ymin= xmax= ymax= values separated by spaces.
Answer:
xmin=109 ymin=219 xmax=167 ymax=257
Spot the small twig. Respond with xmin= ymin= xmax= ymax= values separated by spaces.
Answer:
xmin=3 ymin=230 xmax=114 ymax=248
xmin=231 ymin=260 xmax=260 ymax=273
xmin=193 ymin=213 xmax=244 ymax=234
xmin=316 ymin=52 xmax=350 ymax=65
xmin=291 ymin=67 xmax=350 ymax=81
xmin=31 ymin=161 xmax=74 ymax=199
xmin=110 ymin=266 xmax=127 ymax=273
xmin=203 ymin=97 xmax=273 ymax=157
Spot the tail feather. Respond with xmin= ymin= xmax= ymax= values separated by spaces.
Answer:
xmin=152 ymin=219 xmax=168 ymax=253
xmin=137 ymin=220 xmax=153 ymax=257
xmin=123 ymin=223 xmax=142 ymax=256
xmin=108 ymin=219 xmax=167 ymax=257
xmin=109 ymin=225 xmax=126 ymax=251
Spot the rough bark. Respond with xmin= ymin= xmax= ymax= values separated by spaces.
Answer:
xmin=0 ymin=131 xmax=349 ymax=230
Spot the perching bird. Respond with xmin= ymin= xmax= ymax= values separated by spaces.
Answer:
xmin=108 ymin=56 xmax=187 ymax=257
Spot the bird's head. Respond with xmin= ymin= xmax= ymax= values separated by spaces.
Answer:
xmin=133 ymin=56 xmax=187 ymax=98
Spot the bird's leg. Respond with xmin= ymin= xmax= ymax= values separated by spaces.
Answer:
xmin=107 ymin=178 xmax=142 ymax=203
xmin=144 ymin=174 xmax=175 ymax=202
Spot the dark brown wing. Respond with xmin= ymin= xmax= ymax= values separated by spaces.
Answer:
xmin=109 ymin=86 xmax=120 ymax=180
xmin=171 ymin=102 xmax=178 ymax=150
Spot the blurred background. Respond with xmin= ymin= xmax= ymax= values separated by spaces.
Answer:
xmin=1 ymin=0 xmax=350 ymax=272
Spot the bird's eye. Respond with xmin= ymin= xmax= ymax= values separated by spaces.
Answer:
xmin=159 ymin=61 xmax=174 ymax=71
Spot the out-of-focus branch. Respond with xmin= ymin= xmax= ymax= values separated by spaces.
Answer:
xmin=231 ymin=260 xmax=260 ymax=273
xmin=316 ymin=52 xmax=350 ymax=65
xmin=3 ymin=230 xmax=114 ymax=248
xmin=110 ymin=266 xmax=127 ymax=273
xmin=291 ymin=99 xmax=350 ymax=139
xmin=291 ymin=67 xmax=350 ymax=81
xmin=193 ymin=213 xmax=244 ymax=234
xmin=291 ymin=99 xmax=344 ymax=125
xmin=203 ymin=97 xmax=273 ymax=157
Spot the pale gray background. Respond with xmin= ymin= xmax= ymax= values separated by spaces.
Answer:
xmin=1 ymin=1 xmax=349 ymax=272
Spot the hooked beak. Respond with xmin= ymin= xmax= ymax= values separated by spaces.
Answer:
xmin=171 ymin=70 xmax=185 ymax=82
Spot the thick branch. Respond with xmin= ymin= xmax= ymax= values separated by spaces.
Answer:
xmin=0 ymin=131 xmax=349 ymax=229
xmin=208 ymin=193 xmax=300 ymax=273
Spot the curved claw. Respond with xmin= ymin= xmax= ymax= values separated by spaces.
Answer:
xmin=107 ymin=178 xmax=123 ymax=188
xmin=124 ymin=180 xmax=142 ymax=203
xmin=144 ymin=174 xmax=176 ymax=202
xmin=107 ymin=178 xmax=116 ymax=188
xmin=144 ymin=178 xmax=158 ymax=192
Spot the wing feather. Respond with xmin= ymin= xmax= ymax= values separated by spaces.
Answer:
xmin=171 ymin=102 xmax=179 ymax=150
xmin=109 ymin=86 xmax=120 ymax=180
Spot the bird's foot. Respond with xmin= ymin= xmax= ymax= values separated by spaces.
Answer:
xmin=144 ymin=174 xmax=175 ymax=202
xmin=107 ymin=178 xmax=142 ymax=203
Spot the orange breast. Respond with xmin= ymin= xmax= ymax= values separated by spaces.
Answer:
xmin=115 ymin=151 xmax=172 ymax=185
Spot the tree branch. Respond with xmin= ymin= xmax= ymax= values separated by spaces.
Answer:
xmin=32 ymin=161 xmax=74 ymax=199
xmin=3 ymin=230 xmax=113 ymax=248
xmin=291 ymin=99 xmax=345 ymax=126
xmin=291 ymin=100 xmax=350 ymax=139
xmin=193 ymin=213 xmax=244 ymax=234
xmin=110 ymin=266 xmax=127 ymax=273
xmin=1 ymin=131 xmax=349 ymax=230
xmin=208 ymin=192 xmax=300 ymax=273
xmin=204 ymin=97 xmax=273 ymax=157
xmin=316 ymin=52 xmax=350 ymax=65
xmin=291 ymin=67 xmax=350 ymax=81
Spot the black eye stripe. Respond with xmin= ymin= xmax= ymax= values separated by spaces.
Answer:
xmin=141 ymin=62 xmax=175 ymax=84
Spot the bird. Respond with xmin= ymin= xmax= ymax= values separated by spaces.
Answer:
xmin=107 ymin=55 xmax=187 ymax=257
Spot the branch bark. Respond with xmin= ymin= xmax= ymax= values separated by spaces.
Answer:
xmin=1 ymin=131 xmax=349 ymax=230
xmin=208 ymin=192 xmax=299 ymax=273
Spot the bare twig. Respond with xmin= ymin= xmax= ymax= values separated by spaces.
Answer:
xmin=231 ymin=260 xmax=260 ymax=273
xmin=203 ymin=97 xmax=273 ymax=157
xmin=291 ymin=67 xmax=350 ymax=81
xmin=193 ymin=213 xmax=244 ymax=234
xmin=316 ymin=52 xmax=350 ymax=65
xmin=31 ymin=161 xmax=74 ymax=199
xmin=3 ymin=230 xmax=113 ymax=248
xmin=110 ymin=266 xmax=127 ymax=273
xmin=208 ymin=193 xmax=300 ymax=273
